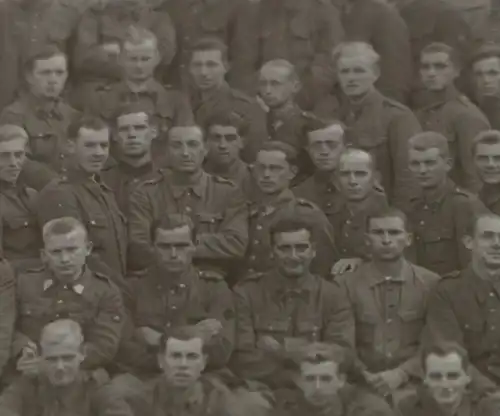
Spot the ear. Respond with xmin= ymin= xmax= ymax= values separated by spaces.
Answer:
xmin=40 ymin=248 xmax=48 ymax=265
xmin=66 ymin=140 xmax=76 ymax=155
xmin=157 ymin=354 xmax=164 ymax=370
xmin=289 ymin=164 xmax=298 ymax=180
xmin=405 ymin=232 xmax=413 ymax=248
xmin=445 ymin=156 xmax=453 ymax=172
xmin=85 ymin=240 xmax=93 ymax=257
xmin=462 ymin=235 xmax=473 ymax=251
xmin=201 ymin=353 xmax=208 ymax=371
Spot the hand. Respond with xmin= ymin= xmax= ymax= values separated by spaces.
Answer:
xmin=256 ymin=95 xmax=269 ymax=113
xmin=375 ymin=369 xmax=408 ymax=392
xmin=257 ymin=336 xmax=282 ymax=353
xmin=17 ymin=344 xmax=40 ymax=376
xmin=136 ymin=327 xmax=162 ymax=347
xmin=331 ymin=258 xmax=362 ymax=276
xmin=101 ymin=42 xmax=121 ymax=58
xmin=194 ymin=319 xmax=223 ymax=342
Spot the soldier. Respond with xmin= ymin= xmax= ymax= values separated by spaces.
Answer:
xmin=407 ymin=132 xmax=487 ymax=276
xmin=0 ymin=319 xmax=132 ymax=416
xmin=274 ymin=343 xmax=394 ymax=416
xmin=397 ymin=342 xmax=500 ymax=416
xmin=255 ymin=0 xmax=343 ymax=110
xmin=0 ymin=125 xmax=42 ymax=272
xmin=470 ymin=44 xmax=500 ymax=129
xmin=13 ymin=218 xmax=124 ymax=375
xmin=340 ymin=0 xmax=412 ymax=103
xmin=245 ymin=141 xmax=336 ymax=278
xmin=441 ymin=0 xmax=492 ymax=43
xmin=331 ymin=42 xmax=421 ymax=210
xmin=474 ymin=130 xmax=500 ymax=213
xmin=127 ymin=125 xmax=248 ymax=278
xmin=0 ymin=257 xmax=16 ymax=385
xmin=116 ymin=215 xmax=234 ymax=376
xmin=101 ymin=104 xmax=160 ymax=217
xmin=73 ymin=0 xmax=176 ymax=105
xmin=231 ymin=217 xmax=354 ymax=388
xmin=35 ymin=115 xmax=128 ymax=295
xmin=0 ymin=45 xmax=80 ymax=191
xmin=339 ymin=208 xmax=440 ymax=401
xmin=203 ymin=112 xmax=254 ymax=201
xmin=188 ymin=38 xmax=267 ymax=163
xmin=415 ymin=43 xmax=490 ymax=192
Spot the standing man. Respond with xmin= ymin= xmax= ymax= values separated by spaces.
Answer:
xmin=474 ymin=130 xmax=500 ymax=214
xmin=339 ymin=208 xmax=440 ymax=400
xmin=127 ymin=125 xmax=248 ymax=278
xmin=188 ymin=38 xmax=267 ymax=163
xmin=407 ymin=132 xmax=486 ymax=277
xmin=415 ymin=43 xmax=489 ymax=192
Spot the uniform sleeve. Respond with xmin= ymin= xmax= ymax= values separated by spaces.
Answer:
xmin=0 ymin=377 xmax=32 ymax=416
xmin=19 ymin=159 xmax=59 ymax=192
xmin=387 ymin=109 xmax=422 ymax=210
xmin=195 ymin=185 xmax=249 ymax=259
xmin=151 ymin=11 xmax=176 ymax=68
xmin=92 ymin=383 xmax=134 ymax=416
xmin=0 ymin=260 xmax=15 ymax=378
xmin=82 ymin=281 xmax=125 ymax=369
xmin=36 ymin=184 xmax=82 ymax=226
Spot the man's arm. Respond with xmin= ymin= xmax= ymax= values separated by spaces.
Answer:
xmin=0 ymin=260 xmax=15 ymax=378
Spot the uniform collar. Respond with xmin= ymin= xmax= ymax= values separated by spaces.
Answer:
xmin=269 ymin=101 xmax=301 ymax=123
xmin=418 ymin=85 xmax=461 ymax=110
xmin=150 ymin=264 xmax=197 ymax=289
xmin=479 ymin=183 xmax=500 ymax=209
xmin=417 ymin=386 xmax=473 ymax=416
xmin=250 ymin=188 xmax=295 ymax=215
xmin=169 ymin=170 xmax=208 ymax=198
xmin=204 ymin=158 xmax=247 ymax=178
xmin=64 ymin=168 xmax=107 ymax=187
xmin=43 ymin=267 xmax=91 ymax=295
xmin=117 ymin=159 xmax=155 ymax=177
xmin=345 ymin=187 xmax=386 ymax=214
xmin=155 ymin=378 xmax=206 ymax=411
xmin=367 ymin=259 xmax=412 ymax=287
xmin=268 ymin=269 xmax=316 ymax=296
xmin=344 ymin=88 xmax=383 ymax=112
xmin=191 ymin=82 xmax=231 ymax=107
xmin=417 ymin=178 xmax=456 ymax=207
xmin=119 ymin=78 xmax=162 ymax=95
xmin=23 ymin=92 xmax=64 ymax=120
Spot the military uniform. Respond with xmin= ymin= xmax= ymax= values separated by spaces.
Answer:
xmin=231 ymin=270 xmax=354 ymax=387
xmin=0 ymin=93 xmax=80 ymax=190
xmin=35 ymin=169 xmax=128 ymax=293
xmin=0 ymin=260 xmax=16 ymax=381
xmin=127 ymin=169 xmax=248 ymax=275
xmin=245 ymin=189 xmax=337 ymax=278
xmin=117 ymin=266 xmax=234 ymax=374
xmin=477 ymin=95 xmax=500 ymax=130
xmin=341 ymin=0 xmax=413 ymax=104
xmin=479 ymin=183 xmax=500 ymax=214
xmin=0 ymin=372 xmax=132 ymax=416
xmin=292 ymin=171 xmax=341 ymax=213
xmin=339 ymin=261 xmax=440 ymax=376
xmin=203 ymin=158 xmax=255 ymax=202
xmin=415 ymin=87 xmax=490 ymax=192
xmin=190 ymin=83 xmax=267 ymax=163
xmin=407 ymin=180 xmax=487 ymax=277
xmin=256 ymin=0 xmax=344 ymax=109
xmin=13 ymin=266 xmax=124 ymax=370
xmin=0 ymin=181 xmax=42 ymax=271
xmin=336 ymin=89 xmax=422 ymax=210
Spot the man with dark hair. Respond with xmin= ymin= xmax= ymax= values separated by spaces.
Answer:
xmin=116 ymin=215 xmax=234 ymax=376
xmin=274 ymin=342 xmax=394 ymax=416
xmin=414 ymin=42 xmax=489 ymax=192
xmin=231 ymin=217 xmax=354 ymax=389
xmin=406 ymin=131 xmax=487 ymax=276
xmin=0 ymin=45 xmax=80 ymax=190
xmin=188 ymin=38 xmax=267 ymax=163
xmin=244 ymin=141 xmax=336 ymax=278
xmin=339 ymin=207 xmax=440 ymax=401
xmin=35 ymin=115 xmax=128 ymax=295
xmin=397 ymin=342 xmax=500 ymax=415
xmin=473 ymin=130 xmax=500 ymax=213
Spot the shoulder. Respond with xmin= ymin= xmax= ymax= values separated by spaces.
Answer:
xmin=381 ymin=95 xmax=413 ymax=113
xmin=448 ymin=186 xmax=480 ymax=204
xmin=395 ymin=390 xmax=421 ymax=415
xmin=344 ymin=385 xmax=394 ymax=415
xmin=409 ymin=263 xmax=441 ymax=286
xmin=209 ymin=174 xmax=239 ymax=188
xmin=197 ymin=269 xmax=226 ymax=282
xmin=90 ymin=270 xmax=117 ymax=289
xmin=234 ymin=271 xmax=267 ymax=292
xmin=293 ymin=197 xmax=323 ymax=212
xmin=139 ymin=170 xmax=166 ymax=187
xmin=38 ymin=177 xmax=74 ymax=197
xmin=17 ymin=266 xmax=47 ymax=287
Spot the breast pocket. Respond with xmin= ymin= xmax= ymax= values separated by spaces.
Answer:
xmin=418 ymin=226 xmax=456 ymax=270
xmin=398 ymin=309 xmax=425 ymax=346
xmin=295 ymin=319 xmax=322 ymax=342
xmin=356 ymin=312 xmax=379 ymax=347
xmin=255 ymin=316 xmax=290 ymax=344
xmin=3 ymin=216 xmax=37 ymax=249
xmin=196 ymin=212 xmax=224 ymax=234
xmin=462 ymin=319 xmax=484 ymax=353
xmin=87 ymin=215 xmax=108 ymax=249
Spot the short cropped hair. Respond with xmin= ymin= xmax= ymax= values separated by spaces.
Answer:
xmin=470 ymin=42 xmax=500 ymax=67
xmin=158 ymin=325 xmax=209 ymax=356
xmin=408 ymin=131 xmax=450 ymax=158
xmin=421 ymin=42 xmax=461 ymax=69
xmin=333 ymin=42 xmax=380 ymax=71
xmin=168 ymin=125 xmax=204 ymax=141
xmin=338 ymin=148 xmax=375 ymax=171
xmin=304 ymin=118 xmax=345 ymax=138
xmin=152 ymin=214 xmax=195 ymax=242
xmin=40 ymin=319 xmax=84 ymax=351
xmin=189 ymin=37 xmax=228 ymax=64
xmin=466 ymin=212 xmax=500 ymax=236
xmin=366 ymin=206 xmax=408 ymax=232
xmin=122 ymin=25 xmax=158 ymax=49
xmin=269 ymin=217 xmax=314 ymax=245
xmin=114 ymin=102 xmax=153 ymax=124
xmin=68 ymin=115 xmax=109 ymax=142
xmin=257 ymin=141 xmax=298 ymax=167
xmin=42 ymin=217 xmax=87 ymax=243
xmin=23 ymin=44 xmax=67 ymax=74
xmin=260 ymin=59 xmax=300 ymax=84
xmin=421 ymin=341 xmax=470 ymax=373
xmin=0 ymin=125 xmax=28 ymax=144
xmin=472 ymin=130 xmax=500 ymax=155
xmin=204 ymin=111 xmax=249 ymax=137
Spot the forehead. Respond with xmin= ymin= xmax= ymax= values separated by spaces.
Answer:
xmin=475 ymin=142 xmax=500 ymax=155
xmin=0 ymin=137 xmax=27 ymax=152
xmin=260 ymin=65 xmax=291 ymax=82
xmin=166 ymin=337 xmax=203 ymax=353
xmin=33 ymin=55 xmax=67 ymax=71
xmin=368 ymin=216 xmax=405 ymax=230
xmin=41 ymin=340 xmax=81 ymax=357
xmin=155 ymin=226 xmax=192 ymax=244
xmin=337 ymin=55 xmax=373 ymax=70
xmin=45 ymin=229 xmax=86 ymax=248
xmin=274 ymin=229 xmax=311 ymax=245
xmin=191 ymin=49 xmax=223 ymax=63
xmin=300 ymin=361 xmax=339 ymax=376
xmin=256 ymin=149 xmax=288 ymax=165
xmin=425 ymin=353 xmax=463 ymax=372
xmin=421 ymin=51 xmax=451 ymax=64
xmin=339 ymin=152 xmax=371 ymax=170
xmin=474 ymin=56 xmax=500 ymax=71
xmin=123 ymin=40 xmax=157 ymax=54
xmin=476 ymin=216 xmax=500 ymax=234
xmin=409 ymin=147 xmax=442 ymax=159
xmin=77 ymin=127 xmax=109 ymax=143
xmin=169 ymin=127 xmax=203 ymax=142
xmin=117 ymin=112 xmax=149 ymax=127
xmin=208 ymin=125 xmax=238 ymax=135
xmin=308 ymin=127 xmax=343 ymax=144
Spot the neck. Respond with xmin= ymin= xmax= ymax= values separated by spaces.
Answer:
xmin=347 ymin=88 xmax=374 ymax=105
xmin=271 ymin=99 xmax=295 ymax=117
xmin=119 ymin=153 xmax=152 ymax=168
xmin=199 ymin=83 xmax=223 ymax=100
xmin=56 ymin=267 xmax=84 ymax=284
xmin=125 ymin=78 xmax=152 ymax=93
xmin=373 ymin=256 xmax=405 ymax=276
xmin=422 ymin=178 xmax=448 ymax=201
xmin=436 ymin=398 xmax=462 ymax=416
xmin=172 ymin=169 xmax=203 ymax=185
xmin=261 ymin=188 xmax=287 ymax=204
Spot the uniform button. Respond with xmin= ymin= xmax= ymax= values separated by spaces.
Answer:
xmin=250 ymin=255 xmax=256 ymax=261
xmin=256 ymin=225 xmax=263 ymax=230
xmin=57 ymin=299 xmax=63 ymax=304
xmin=171 ymin=306 xmax=177 ymax=310
xmin=385 ymin=276 xmax=391 ymax=281
xmin=419 ymin=221 xmax=424 ymax=225
xmin=491 ymin=326 xmax=496 ymax=330
xmin=490 ymin=309 xmax=496 ymax=313
xmin=170 ymin=289 xmax=175 ymax=294
xmin=166 ymin=322 xmax=171 ymax=327
xmin=386 ymin=319 xmax=392 ymax=323
xmin=186 ymin=207 xmax=192 ymax=213
xmin=326 ymin=203 xmax=332 ymax=208
xmin=23 ymin=222 xmax=28 ymax=226
xmin=346 ymin=220 xmax=351 ymax=224
xmin=491 ymin=292 xmax=496 ymax=297
xmin=253 ymin=240 xmax=260 ymax=245
xmin=63 ymin=285 xmax=68 ymax=289
xmin=90 ymin=220 xmax=96 ymax=225
xmin=179 ymin=284 xmax=186 ymax=289
xmin=55 ymin=314 xmax=60 ymax=318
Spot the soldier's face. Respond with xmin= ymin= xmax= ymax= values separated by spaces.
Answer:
xmin=189 ymin=50 xmax=227 ymax=91
xmin=297 ymin=361 xmax=345 ymax=407
xmin=337 ymin=57 xmax=378 ymax=98
xmin=307 ymin=127 xmax=345 ymax=172
xmin=424 ymin=353 xmax=470 ymax=407
xmin=258 ymin=66 xmax=298 ymax=108
xmin=69 ymin=128 xmax=110 ymax=174
xmin=254 ymin=150 xmax=296 ymax=194
xmin=366 ymin=216 xmax=411 ymax=261
xmin=154 ymin=226 xmax=195 ymax=274
xmin=40 ymin=339 xmax=84 ymax=387
xmin=408 ymin=148 xmax=451 ymax=189
xmin=420 ymin=52 xmax=458 ymax=92
xmin=160 ymin=337 xmax=207 ymax=388
xmin=115 ymin=112 xmax=154 ymax=158
xmin=42 ymin=229 xmax=91 ymax=283
xmin=121 ymin=41 xmax=160 ymax=82
xmin=167 ymin=127 xmax=207 ymax=173
xmin=27 ymin=55 xmax=68 ymax=99
xmin=337 ymin=152 xmax=374 ymax=201
xmin=0 ymin=137 xmax=27 ymax=184
xmin=474 ymin=142 xmax=500 ymax=184
xmin=465 ymin=216 xmax=500 ymax=269
xmin=206 ymin=125 xmax=243 ymax=166
xmin=473 ymin=57 xmax=500 ymax=97
xmin=273 ymin=229 xmax=316 ymax=277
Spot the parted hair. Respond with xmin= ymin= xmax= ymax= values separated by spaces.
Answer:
xmin=333 ymin=41 xmax=380 ymax=70
xmin=122 ymin=25 xmax=158 ymax=49
xmin=68 ymin=115 xmax=109 ymax=141
xmin=472 ymin=130 xmax=500 ymax=155
xmin=23 ymin=44 xmax=67 ymax=74
xmin=158 ymin=325 xmax=210 ymax=355
xmin=260 ymin=59 xmax=300 ymax=84
xmin=269 ymin=217 xmax=314 ymax=245
xmin=189 ymin=37 xmax=228 ymax=64
xmin=408 ymin=131 xmax=450 ymax=158
xmin=0 ymin=124 xmax=28 ymax=144
xmin=304 ymin=118 xmax=345 ymax=137
xmin=421 ymin=42 xmax=461 ymax=69
xmin=365 ymin=206 xmax=409 ymax=231
xmin=114 ymin=102 xmax=153 ymax=124
xmin=421 ymin=341 xmax=470 ymax=372
xmin=152 ymin=214 xmax=195 ymax=242
xmin=470 ymin=42 xmax=500 ymax=67
xmin=204 ymin=111 xmax=249 ymax=137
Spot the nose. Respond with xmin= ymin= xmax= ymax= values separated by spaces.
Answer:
xmin=348 ymin=172 xmax=357 ymax=184
xmin=55 ymin=359 xmax=65 ymax=370
xmin=169 ymin=246 xmax=178 ymax=258
xmin=218 ymin=139 xmax=228 ymax=150
xmin=492 ymin=234 xmax=500 ymax=246
xmin=381 ymin=232 xmax=391 ymax=244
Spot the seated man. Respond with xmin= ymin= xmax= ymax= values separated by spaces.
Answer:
xmin=231 ymin=217 xmax=354 ymax=389
xmin=0 ymin=319 xmax=132 ymax=416
xmin=274 ymin=343 xmax=394 ymax=416
xmin=397 ymin=342 xmax=500 ymax=415
xmin=116 ymin=215 xmax=235 ymax=376
xmin=14 ymin=217 xmax=125 ymax=375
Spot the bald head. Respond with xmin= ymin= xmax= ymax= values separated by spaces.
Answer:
xmin=40 ymin=319 xmax=84 ymax=352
